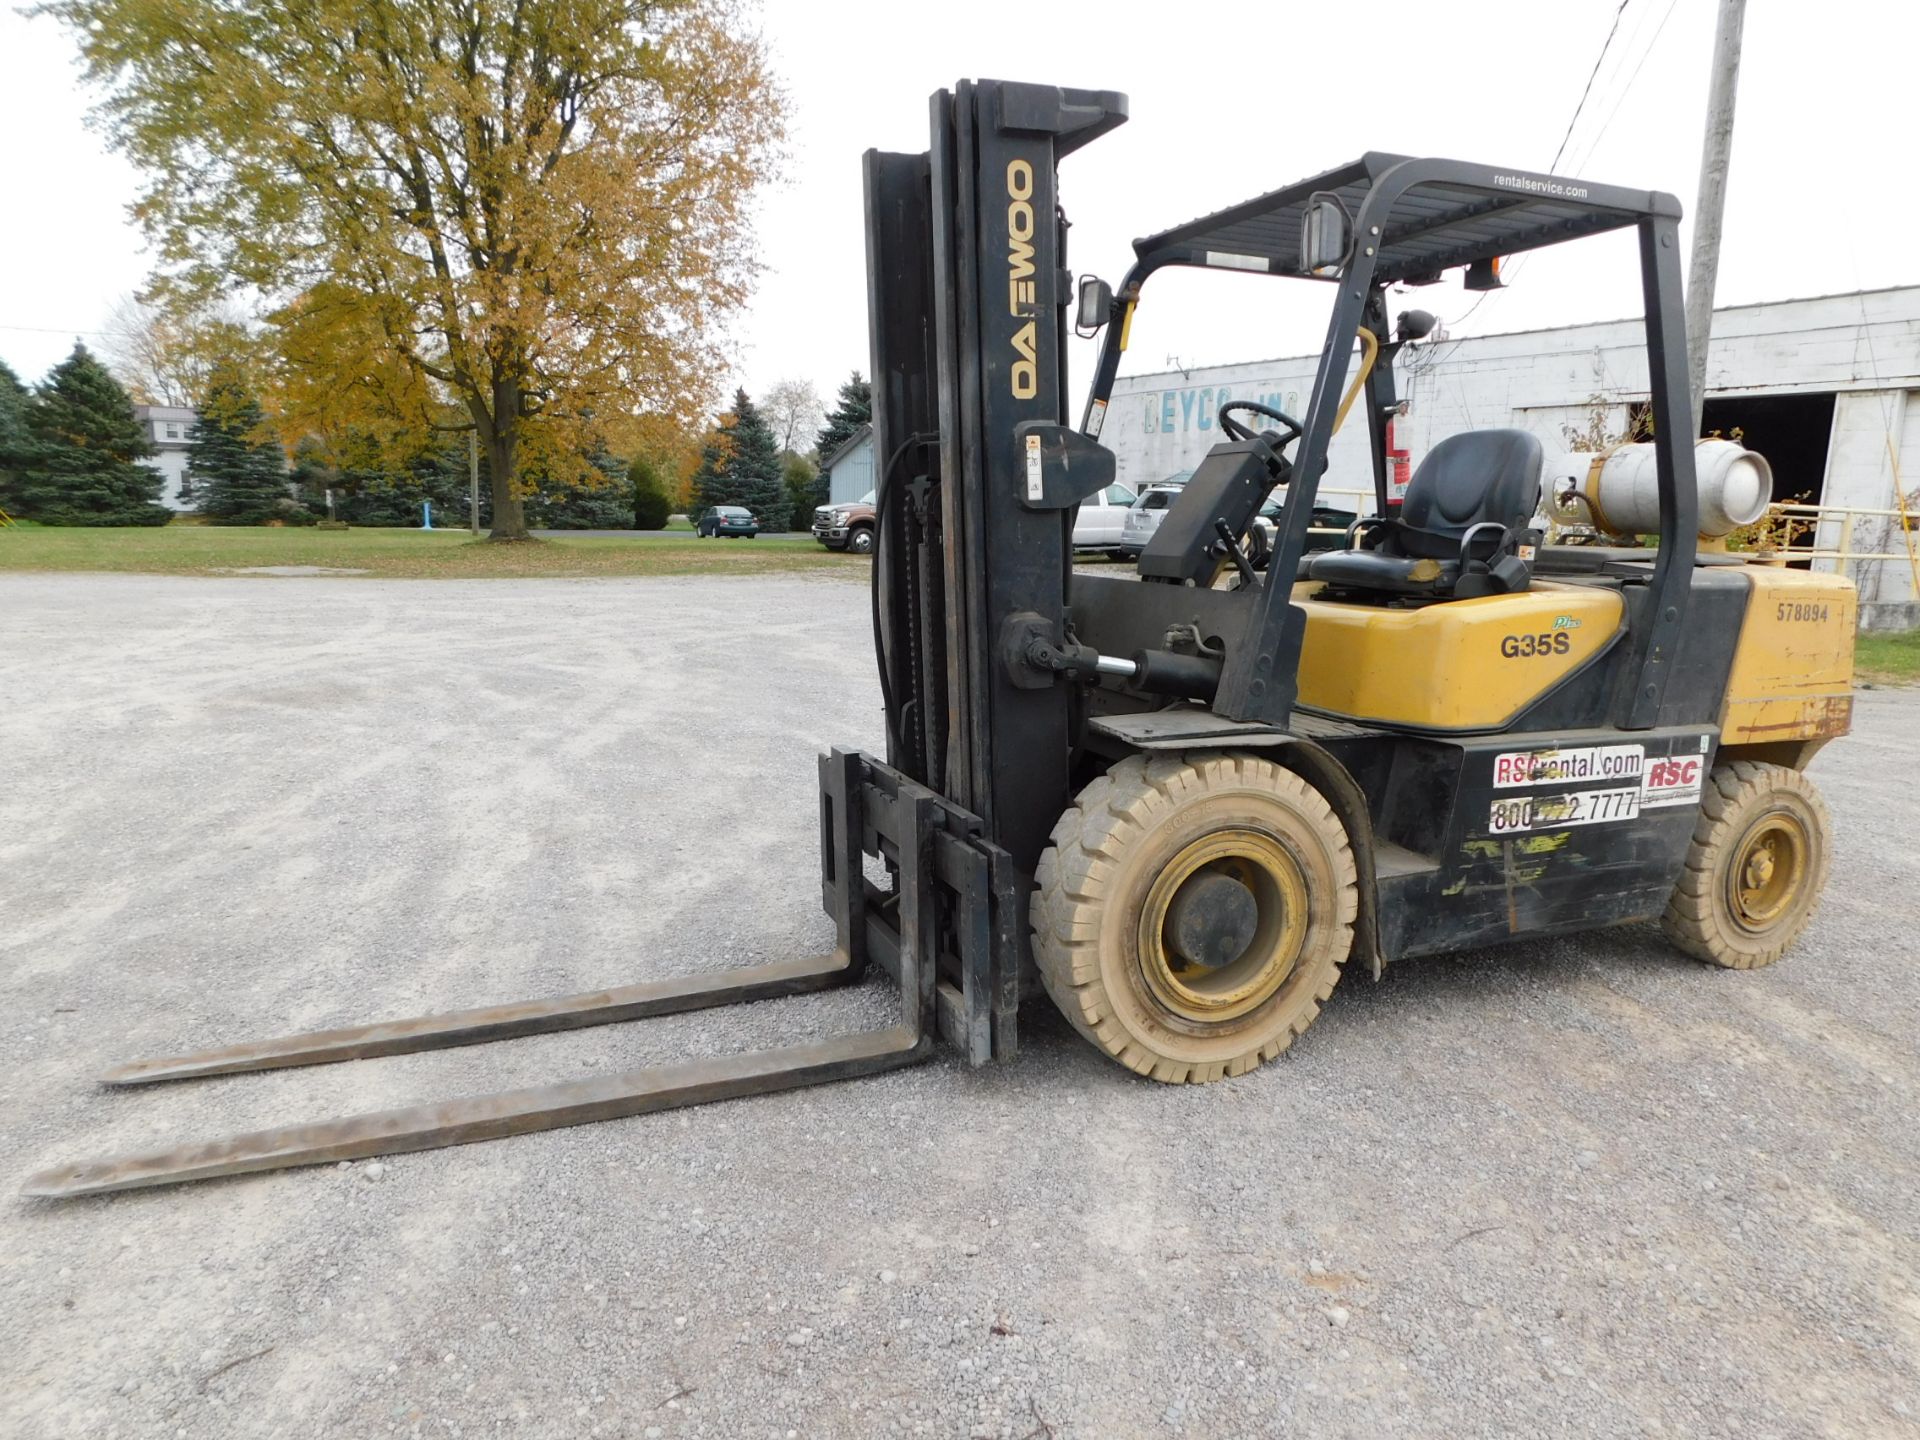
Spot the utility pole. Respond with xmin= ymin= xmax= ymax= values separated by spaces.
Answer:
xmin=469 ymin=429 xmax=481 ymax=536
xmin=1686 ymin=0 xmax=1746 ymax=436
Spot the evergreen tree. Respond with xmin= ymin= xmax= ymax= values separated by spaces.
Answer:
xmin=0 ymin=359 xmax=29 ymax=515
xmin=814 ymin=371 xmax=871 ymax=463
xmin=528 ymin=447 xmax=633 ymax=529
xmin=190 ymin=367 xmax=294 ymax=524
xmin=690 ymin=389 xmax=789 ymax=529
xmin=15 ymin=343 xmax=168 ymax=525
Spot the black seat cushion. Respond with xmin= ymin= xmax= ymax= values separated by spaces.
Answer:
xmin=1305 ymin=429 xmax=1543 ymax=598
xmin=1307 ymin=548 xmax=1460 ymax=596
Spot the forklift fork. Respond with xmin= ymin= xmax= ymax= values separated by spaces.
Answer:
xmin=22 ymin=752 xmax=1018 ymax=1199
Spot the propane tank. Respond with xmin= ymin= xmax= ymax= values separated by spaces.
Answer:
xmin=1548 ymin=439 xmax=1772 ymax=539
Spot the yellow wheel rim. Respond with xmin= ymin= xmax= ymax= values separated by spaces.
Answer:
xmin=1727 ymin=811 xmax=1809 ymax=932
xmin=1137 ymin=828 xmax=1308 ymax=1024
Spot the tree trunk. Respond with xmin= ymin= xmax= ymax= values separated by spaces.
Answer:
xmin=483 ymin=378 xmax=528 ymax=541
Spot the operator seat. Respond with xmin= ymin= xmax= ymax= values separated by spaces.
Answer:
xmin=1304 ymin=429 xmax=1544 ymax=600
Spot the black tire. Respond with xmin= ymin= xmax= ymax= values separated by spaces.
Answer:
xmin=848 ymin=526 xmax=875 ymax=555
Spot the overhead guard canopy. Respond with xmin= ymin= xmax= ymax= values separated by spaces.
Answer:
xmin=1128 ymin=152 xmax=1680 ymax=285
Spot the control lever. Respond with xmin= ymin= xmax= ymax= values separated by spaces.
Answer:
xmin=1211 ymin=519 xmax=1260 ymax=588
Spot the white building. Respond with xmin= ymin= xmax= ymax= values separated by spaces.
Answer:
xmin=819 ymin=423 xmax=875 ymax=506
xmin=1107 ymin=287 xmax=1920 ymax=628
xmin=133 ymin=404 xmax=196 ymax=510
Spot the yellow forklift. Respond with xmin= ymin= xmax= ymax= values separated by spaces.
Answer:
xmin=26 ymin=80 xmax=1854 ymax=1197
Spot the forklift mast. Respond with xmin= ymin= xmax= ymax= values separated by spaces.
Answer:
xmin=865 ymin=80 xmax=1125 ymax=874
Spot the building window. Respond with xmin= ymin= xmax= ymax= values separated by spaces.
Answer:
xmin=165 ymin=424 xmax=180 ymax=439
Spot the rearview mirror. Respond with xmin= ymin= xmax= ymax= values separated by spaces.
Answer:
xmin=1395 ymin=309 xmax=1438 ymax=342
xmin=1076 ymin=274 xmax=1113 ymax=331
xmin=1300 ymin=194 xmax=1351 ymax=277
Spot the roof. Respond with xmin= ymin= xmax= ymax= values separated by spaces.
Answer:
xmin=1108 ymin=284 xmax=1920 ymax=390
xmin=1132 ymin=153 xmax=1674 ymax=286
xmin=818 ymin=422 xmax=872 ymax=473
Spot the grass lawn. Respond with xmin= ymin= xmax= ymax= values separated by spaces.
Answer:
xmin=1857 ymin=628 xmax=1920 ymax=685
xmin=0 ymin=524 xmax=858 ymax=580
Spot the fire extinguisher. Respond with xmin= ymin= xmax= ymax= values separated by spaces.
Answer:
xmin=1386 ymin=415 xmax=1411 ymax=515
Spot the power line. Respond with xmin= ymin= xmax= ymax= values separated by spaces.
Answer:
xmin=0 ymin=322 xmax=118 ymax=337
xmin=1450 ymin=0 xmax=1647 ymax=327
xmin=1569 ymin=0 xmax=1683 ymax=176
xmin=1550 ymin=0 xmax=1635 ymax=174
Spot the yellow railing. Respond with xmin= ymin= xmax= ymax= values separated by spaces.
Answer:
xmin=1747 ymin=500 xmax=1920 ymax=602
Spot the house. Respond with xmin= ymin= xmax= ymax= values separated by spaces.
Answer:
xmin=133 ymin=404 xmax=196 ymax=510
xmin=819 ymin=423 xmax=874 ymax=505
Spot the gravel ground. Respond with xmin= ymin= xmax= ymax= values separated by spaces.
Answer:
xmin=2 ymin=572 xmax=1917 ymax=1440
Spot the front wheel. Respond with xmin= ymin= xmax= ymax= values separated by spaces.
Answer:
xmin=1662 ymin=761 xmax=1833 ymax=969
xmin=847 ymin=526 xmax=875 ymax=555
xmin=1032 ymin=753 xmax=1358 ymax=1083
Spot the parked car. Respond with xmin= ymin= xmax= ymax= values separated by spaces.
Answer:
xmin=812 ymin=490 xmax=876 ymax=553
xmin=1117 ymin=475 xmax=1191 ymax=558
xmin=1070 ymin=482 xmax=1137 ymax=555
xmin=695 ymin=505 xmax=761 ymax=538
xmin=1250 ymin=491 xmax=1362 ymax=562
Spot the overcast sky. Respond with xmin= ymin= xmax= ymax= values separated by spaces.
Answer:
xmin=4 ymin=0 xmax=1915 ymax=421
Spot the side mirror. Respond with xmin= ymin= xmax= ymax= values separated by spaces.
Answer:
xmin=1300 ymin=193 xmax=1352 ymax=277
xmin=1395 ymin=309 xmax=1438 ymax=342
xmin=1076 ymin=275 xmax=1114 ymax=331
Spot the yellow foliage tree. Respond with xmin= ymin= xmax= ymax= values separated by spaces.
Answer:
xmin=40 ymin=0 xmax=785 ymax=539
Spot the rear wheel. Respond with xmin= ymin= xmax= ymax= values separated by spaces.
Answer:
xmin=1661 ymin=761 xmax=1832 ymax=969
xmin=1033 ymin=753 xmax=1358 ymax=1083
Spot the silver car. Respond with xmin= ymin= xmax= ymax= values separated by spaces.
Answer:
xmin=1118 ymin=475 xmax=1191 ymax=558
xmin=1071 ymin=482 xmax=1137 ymax=554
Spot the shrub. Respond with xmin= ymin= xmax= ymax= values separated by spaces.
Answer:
xmin=631 ymin=455 xmax=672 ymax=530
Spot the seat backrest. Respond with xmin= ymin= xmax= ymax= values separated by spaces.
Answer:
xmin=1394 ymin=429 xmax=1544 ymax=559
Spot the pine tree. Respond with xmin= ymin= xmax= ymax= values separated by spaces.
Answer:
xmin=191 ymin=367 xmax=293 ymax=524
xmin=15 ymin=343 xmax=168 ymax=525
xmin=690 ymin=389 xmax=790 ymax=529
xmin=0 ymin=359 xmax=29 ymax=515
xmin=814 ymin=371 xmax=871 ymax=463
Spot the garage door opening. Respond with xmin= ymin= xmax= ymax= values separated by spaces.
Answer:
xmin=1700 ymin=391 xmax=1835 ymax=506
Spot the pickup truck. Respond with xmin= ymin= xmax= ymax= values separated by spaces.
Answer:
xmin=811 ymin=491 xmax=876 ymax=553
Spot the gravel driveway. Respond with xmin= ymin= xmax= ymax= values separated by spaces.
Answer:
xmin=3 ymin=572 xmax=1916 ymax=1440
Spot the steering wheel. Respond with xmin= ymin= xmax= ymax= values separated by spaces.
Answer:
xmin=1217 ymin=400 xmax=1304 ymax=451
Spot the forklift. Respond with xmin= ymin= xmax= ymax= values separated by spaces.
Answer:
xmin=26 ymin=80 xmax=1856 ymax=1197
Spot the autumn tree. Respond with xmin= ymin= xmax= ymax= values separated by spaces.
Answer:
xmin=762 ymin=377 xmax=823 ymax=458
xmin=814 ymin=371 xmax=871 ymax=462
xmin=102 ymin=295 xmax=248 ymax=408
xmin=14 ymin=344 xmax=169 ymax=526
xmin=41 ymin=0 xmax=786 ymax=541
xmin=690 ymin=389 xmax=786 ymax=529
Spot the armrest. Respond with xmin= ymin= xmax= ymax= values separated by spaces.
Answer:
xmin=1345 ymin=516 xmax=1389 ymax=550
